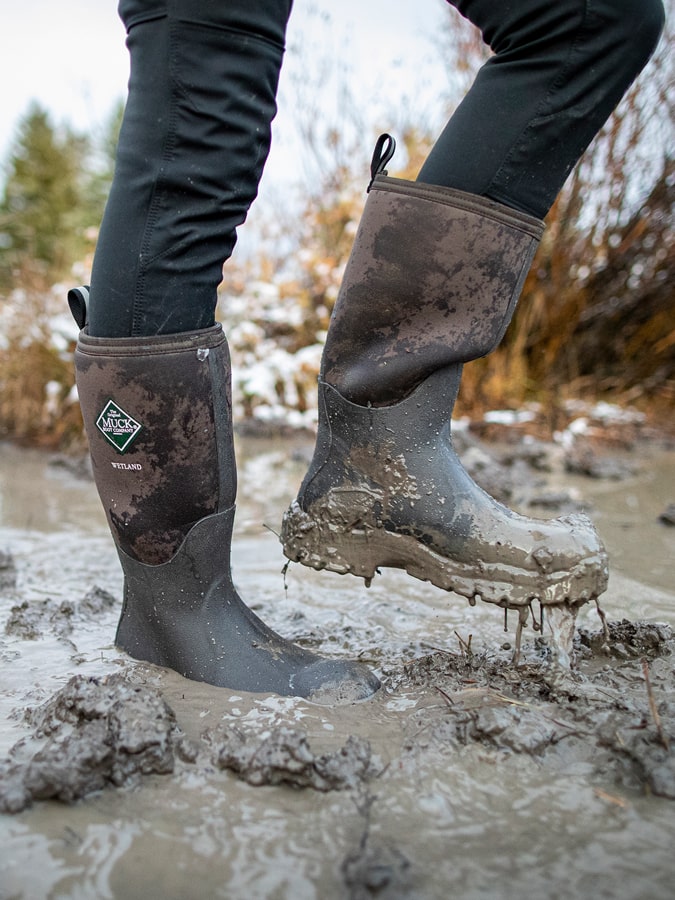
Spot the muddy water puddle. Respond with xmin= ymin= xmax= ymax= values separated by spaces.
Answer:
xmin=0 ymin=438 xmax=674 ymax=899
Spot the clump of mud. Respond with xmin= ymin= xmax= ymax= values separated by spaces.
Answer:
xmin=457 ymin=432 xmax=586 ymax=513
xmin=0 ymin=674 xmax=175 ymax=813
xmin=0 ymin=548 xmax=17 ymax=590
xmin=659 ymin=503 xmax=675 ymax=525
xmin=0 ymin=674 xmax=376 ymax=813
xmin=576 ymin=618 xmax=672 ymax=661
xmin=564 ymin=443 xmax=639 ymax=480
xmin=386 ymin=620 xmax=675 ymax=799
xmin=342 ymin=837 xmax=411 ymax=900
xmin=205 ymin=724 xmax=375 ymax=791
xmin=4 ymin=586 xmax=117 ymax=641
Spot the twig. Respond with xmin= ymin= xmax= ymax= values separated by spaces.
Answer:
xmin=435 ymin=685 xmax=455 ymax=706
xmin=595 ymin=597 xmax=610 ymax=644
xmin=454 ymin=631 xmax=473 ymax=656
xmin=426 ymin=645 xmax=453 ymax=656
xmin=593 ymin=788 xmax=629 ymax=809
xmin=642 ymin=658 xmax=670 ymax=751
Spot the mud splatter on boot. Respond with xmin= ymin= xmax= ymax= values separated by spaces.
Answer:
xmin=282 ymin=158 xmax=608 ymax=652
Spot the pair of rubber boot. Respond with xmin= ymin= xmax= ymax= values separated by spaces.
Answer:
xmin=72 ymin=141 xmax=607 ymax=700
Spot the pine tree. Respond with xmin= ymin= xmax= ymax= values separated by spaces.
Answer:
xmin=0 ymin=102 xmax=90 ymax=288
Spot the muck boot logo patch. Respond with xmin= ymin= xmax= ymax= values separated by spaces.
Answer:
xmin=96 ymin=399 xmax=142 ymax=453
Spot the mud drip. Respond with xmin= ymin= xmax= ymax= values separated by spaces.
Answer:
xmin=498 ymin=601 xmax=569 ymax=665
xmin=505 ymin=593 xmax=611 ymax=666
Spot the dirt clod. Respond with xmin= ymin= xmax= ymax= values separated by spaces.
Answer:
xmin=565 ymin=444 xmax=639 ymax=480
xmin=0 ymin=549 xmax=17 ymax=590
xmin=576 ymin=619 xmax=672 ymax=659
xmin=208 ymin=724 xmax=374 ymax=791
xmin=659 ymin=503 xmax=675 ymax=525
xmin=0 ymin=674 xmax=176 ymax=813
xmin=342 ymin=841 xmax=411 ymax=900
xmin=4 ymin=586 xmax=117 ymax=641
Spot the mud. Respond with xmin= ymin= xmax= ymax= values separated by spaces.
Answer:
xmin=0 ymin=435 xmax=674 ymax=899
xmin=5 ymin=586 xmax=117 ymax=641
xmin=0 ymin=675 xmax=175 ymax=813
xmin=660 ymin=502 xmax=675 ymax=525
xmin=206 ymin=725 xmax=375 ymax=790
xmin=387 ymin=621 xmax=675 ymax=799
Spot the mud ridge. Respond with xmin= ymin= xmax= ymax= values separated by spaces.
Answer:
xmin=205 ymin=724 xmax=375 ymax=790
xmin=0 ymin=674 xmax=175 ymax=813
xmin=0 ymin=675 xmax=377 ymax=814
xmin=385 ymin=620 xmax=675 ymax=800
xmin=4 ymin=586 xmax=117 ymax=641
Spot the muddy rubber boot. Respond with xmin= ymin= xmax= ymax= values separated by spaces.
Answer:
xmin=281 ymin=147 xmax=608 ymax=633
xmin=73 ymin=322 xmax=379 ymax=701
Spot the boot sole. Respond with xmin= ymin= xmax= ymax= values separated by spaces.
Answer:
xmin=281 ymin=501 xmax=608 ymax=610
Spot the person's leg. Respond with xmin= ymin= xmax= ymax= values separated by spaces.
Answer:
xmin=71 ymin=0 xmax=379 ymax=698
xmin=282 ymin=171 xmax=609 ymax=641
xmin=420 ymin=0 xmax=665 ymax=218
xmin=282 ymin=0 xmax=664 ymax=644
xmin=89 ymin=0 xmax=292 ymax=338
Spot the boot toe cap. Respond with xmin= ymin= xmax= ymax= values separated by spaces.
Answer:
xmin=294 ymin=659 xmax=381 ymax=704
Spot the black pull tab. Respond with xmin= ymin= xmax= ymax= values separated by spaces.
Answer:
xmin=67 ymin=286 xmax=90 ymax=330
xmin=367 ymin=133 xmax=396 ymax=192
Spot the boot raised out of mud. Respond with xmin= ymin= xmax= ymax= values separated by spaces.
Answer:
xmin=72 ymin=303 xmax=379 ymax=702
xmin=281 ymin=143 xmax=609 ymax=647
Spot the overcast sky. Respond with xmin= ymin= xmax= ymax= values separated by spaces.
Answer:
xmin=0 ymin=0 xmax=453 ymax=186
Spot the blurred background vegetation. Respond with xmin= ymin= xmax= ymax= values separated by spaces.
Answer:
xmin=0 ymin=5 xmax=672 ymax=448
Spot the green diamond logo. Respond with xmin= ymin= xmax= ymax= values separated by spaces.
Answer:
xmin=95 ymin=399 xmax=142 ymax=453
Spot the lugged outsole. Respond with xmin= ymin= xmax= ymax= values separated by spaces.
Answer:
xmin=281 ymin=501 xmax=609 ymax=611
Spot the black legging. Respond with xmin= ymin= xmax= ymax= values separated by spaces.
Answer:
xmin=88 ymin=0 xmax=664 ymax=337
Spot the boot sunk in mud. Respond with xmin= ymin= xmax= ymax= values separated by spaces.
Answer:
xmin=281 ymin=138 xmax=609 ymax=645
xmin=71 ymin=304 xmax=379 ymax=702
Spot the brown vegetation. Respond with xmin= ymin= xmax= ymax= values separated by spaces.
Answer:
xmin=445 ymin=6 xmax=674 ymax=420
xmin=0 ymin=267 xmax=83 ymax=448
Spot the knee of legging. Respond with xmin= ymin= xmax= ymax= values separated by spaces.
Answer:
xmin=458 ymin=0 xmax=664 ymax=64
xmin=598 ymin=0 xmax=665 ymax=73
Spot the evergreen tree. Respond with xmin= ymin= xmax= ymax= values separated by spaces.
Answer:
xmin=0 ymin=102 xmax=90 ymax=288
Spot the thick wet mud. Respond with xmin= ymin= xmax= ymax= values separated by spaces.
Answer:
xmin=0 ymin=430 xmax=674 ymax=899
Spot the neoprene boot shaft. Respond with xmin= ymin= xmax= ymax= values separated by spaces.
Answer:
xmin=323 ymin=176 xmax=543 ymax=405
xmin=76 ymin=327 xmax=232 ymax=564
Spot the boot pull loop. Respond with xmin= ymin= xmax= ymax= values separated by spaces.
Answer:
xmin=68 ymin=286 xmax=90 ymax=329
xmin=367 ymin=133 xmax=396 ymax=192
